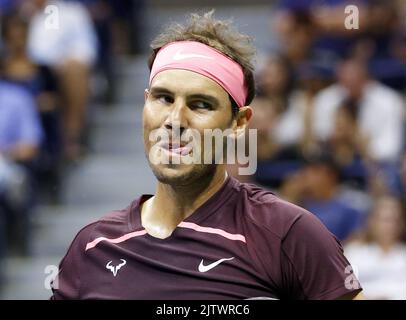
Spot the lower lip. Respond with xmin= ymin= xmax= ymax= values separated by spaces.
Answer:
xmin=161 ymin=146 xmax=192 ymax=156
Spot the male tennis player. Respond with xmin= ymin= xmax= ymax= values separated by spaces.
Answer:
xmin=51 ymin=12 xmax=362 ymax=300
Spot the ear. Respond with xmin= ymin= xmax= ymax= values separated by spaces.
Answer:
xmin=144 ymin=88 xmax=149 ymax=101
xmin=233 ymin=106 xmax=253 ymax=139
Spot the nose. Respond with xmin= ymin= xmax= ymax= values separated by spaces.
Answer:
xmin=164 ymin=99 xmax=188 ymax=136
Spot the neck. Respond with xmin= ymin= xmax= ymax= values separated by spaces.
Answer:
xmin=141 ymin=166 xmax=228 ymax=238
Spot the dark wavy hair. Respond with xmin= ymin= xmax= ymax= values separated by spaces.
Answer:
xmin=148 ymin=10 xmax=256 ymax=117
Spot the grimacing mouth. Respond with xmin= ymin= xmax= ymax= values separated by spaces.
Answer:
xmin=158 ymin=139 xmax=193 ymax=156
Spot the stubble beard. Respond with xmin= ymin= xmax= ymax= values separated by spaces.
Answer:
xmin=147 ymin=154 xmax=218 ymax=188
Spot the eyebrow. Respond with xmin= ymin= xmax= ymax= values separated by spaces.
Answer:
xmin=149 ymin=86 xmax=172 ymax=95
xmin=150 ymin=86 xmax=220 ymax=106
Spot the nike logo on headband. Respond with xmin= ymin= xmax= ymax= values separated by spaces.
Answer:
xmin=173 ymin=50 xmax=214 ymax=61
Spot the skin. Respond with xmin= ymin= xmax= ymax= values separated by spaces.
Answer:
xmin=369 ymin=197 xmax=405 ymax=253
xmin=141 ymin=69 xmax=251 ymax=239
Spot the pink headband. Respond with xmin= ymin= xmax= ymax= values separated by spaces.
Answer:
xmin=149 ymin=41 xmax=247 ymax=108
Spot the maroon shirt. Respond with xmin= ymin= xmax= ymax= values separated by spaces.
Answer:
xmin=51 ymin=176 xmax=361 ymax=299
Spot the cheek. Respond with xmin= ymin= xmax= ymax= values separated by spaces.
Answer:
xmin=192 ymin=108 xmax=232 ymax=131
xmin=143 ymin=104 xmax=164 ymax=130
xmin=143 ymin=105 xmax=160 ymax=145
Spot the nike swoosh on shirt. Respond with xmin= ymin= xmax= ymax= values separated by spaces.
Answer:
xmin=173 ymin=51 xmax=214 ymax=61
xmin=198 ymin=257 xmax=234 ymax=273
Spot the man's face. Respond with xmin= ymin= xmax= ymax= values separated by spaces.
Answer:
xmin=143 ymin=69 xmax=235 ymax=186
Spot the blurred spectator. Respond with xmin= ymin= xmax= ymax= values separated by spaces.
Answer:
xmin=56 ymin=0 xmax=146 ymax=104
xmin=257 ymin=54 xmax=294 ymax=109
xmin=329 ymin=99 xmax=366 ymax=164
xmin=254 ymin=54 xmax=294 ymax=160
xmin=314 ymin=58 xmax=404 ymax=163
xmin=274 ymin=0 xmax=367 ymax=63
xmin=227 ymin=97 xmax=278 ymax=184
xmin=274 ymin=10 xmax=316 ymax=68
xmin=1 ymin=12 xmax=62 ymax=200
xmin=280 ymin=154 xmax=365 ymax=242
xmin=253 ymin=54 xmax=332 ymax=188
xmin=252 ymin=54 xmax=300 ymax=187
xmin=73 ymin=0 xmax=146 ymax=54
xmin=326 ymin=98 xmax=369 ymax=188
xmin=249 ymin=97 xmax=280 ymax=162
xmin=352 ymin=0 xmax=406 ymax=90
xmin=21 ymin=0 xmax=97 ymax=161
xmin=274 ymin=0 xmax=406 ymax=90
xmin=345 ymin=196 xmax=406 ymax=299
xmin=0 ymin=82 xmax=42 ymax=162
xmin=0 ymin=80 xmax=43 ymax=255
xmin=278 ymin=61 xmax=333 ymax=158
xmin=361 ymin=1 xmax=400 ymax=59
xmin=108 ymin=0 xmax=145 ymax=55
xmin=66 ymin=0 xmax=115 ymax=103
xmin=313 ymin=58 xmax=405 ymax=194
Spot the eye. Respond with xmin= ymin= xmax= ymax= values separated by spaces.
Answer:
xmin=190 ymin=101 xmax=212 ymax=110
xmin=155 ymin=94 xmax=173 ymax=104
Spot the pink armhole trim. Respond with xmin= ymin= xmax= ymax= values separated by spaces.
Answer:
xmin=85 ymin=229 xmax=147 ymax=251
xmin=178 ymin=221 xmax=246 ymax=243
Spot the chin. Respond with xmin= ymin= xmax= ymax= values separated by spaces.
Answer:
xmin=150 ymin=163 xmax=216 ymax=187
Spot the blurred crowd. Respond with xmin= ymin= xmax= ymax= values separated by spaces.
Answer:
xmin=232 ymin=0 xmax=406 ymax=299
xmin=0 ymin=0 xmax=144 ymax=291
xmin=0 ymin=0 xmax=405 ymax=300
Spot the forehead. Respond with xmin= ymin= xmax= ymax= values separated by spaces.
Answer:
xmin=150 ymin=69 xmax=229 ymax=99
